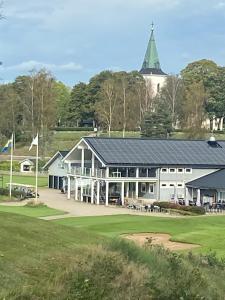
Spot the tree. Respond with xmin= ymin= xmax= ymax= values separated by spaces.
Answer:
xmin=141 ymin=102 xmax=172 ymax=138
xmin=181 ymin=81 xmax=207 ymax=138
xmin=95 ymin=78 xmax=118 ymax=136
xmin=68 ymin=82 xmax=88 ymax=127
xmin=53 ymin=81 xmax=71 ymax=127
xmin=205 ymin=67 xmax=225 ymax=130
xmin=181 ymin=59 xmax=218 ymax=86
xmin=160 ymin=75 xmax=184 ymax=128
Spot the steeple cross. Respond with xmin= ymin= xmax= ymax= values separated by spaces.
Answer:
xmin=151 ymin=22 xmax=154 ymax=31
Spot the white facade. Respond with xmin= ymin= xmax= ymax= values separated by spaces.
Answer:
xmin=143 ymin=74 xmax=167 ymax=96
xmin=20 ymin=159 xmax=34 ymax=173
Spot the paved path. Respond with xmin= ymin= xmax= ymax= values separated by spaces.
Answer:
xmin=38 ymin=189 xmax=179 ymax=218
xmin=0 ymin=188 xmax=180 ymax=219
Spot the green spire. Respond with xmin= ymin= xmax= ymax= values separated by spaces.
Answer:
xmin=142 ymin=23 xmax=161 ymax=70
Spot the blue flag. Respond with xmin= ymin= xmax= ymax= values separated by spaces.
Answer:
xmin=1 ymin=137 xmax=13 ymax=153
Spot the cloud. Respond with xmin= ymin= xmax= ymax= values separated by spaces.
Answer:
xmin=214 ymin=1 xmax=225 ymax=8
xmin=0 ymin=60 xmax=83 ymax=72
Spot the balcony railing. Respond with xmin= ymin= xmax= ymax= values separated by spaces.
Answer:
xmin=70 ymin=167 xmax=106 ymax=178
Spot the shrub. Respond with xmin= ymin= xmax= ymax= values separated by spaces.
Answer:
xmin=52 ymin=127 xmax=93 ymax=132
xmin=25 ymin=200 xmax=46 ymax=208
xmin=153 ymin=201 xmax=205 ymax=215
xmin=0 ymin=161 xmax=20 ymax=172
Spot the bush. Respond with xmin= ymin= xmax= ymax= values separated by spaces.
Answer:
xmin=25 ymin=200 xmax=46 ymax=208
xmin=153 ymin=201 xmax=205 ymax=215
xmin=0 ymin=161 xmax=20 ymax=172
xmin=52 ymin=127 xmax=93 ymax=132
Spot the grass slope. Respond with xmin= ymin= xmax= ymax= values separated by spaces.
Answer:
xmin=0 ymin=205 xmax=64 ymax=217
xmin=2 ymin=212 xmax=225 ymax=299
xmin=55 ymin=214 xmax=225 ymax=256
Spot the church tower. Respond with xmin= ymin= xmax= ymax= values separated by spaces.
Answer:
xmin=140 ymin=24 xmax=167 ymax=95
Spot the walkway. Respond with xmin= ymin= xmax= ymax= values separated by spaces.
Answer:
xmin=38 ymin=189 xmax=179 ymax=218
xmin=0 ymin=188 xmax=181 ymax=219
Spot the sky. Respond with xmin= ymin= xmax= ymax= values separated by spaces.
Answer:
xmin=0 ymin=0 xmax=225 ymax=87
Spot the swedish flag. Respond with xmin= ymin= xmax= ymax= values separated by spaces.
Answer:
xmin=1 ymin=136 xmax=13 ymax=153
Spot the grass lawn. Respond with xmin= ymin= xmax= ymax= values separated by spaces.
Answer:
xmin=1 ymin=212 xmax=225 ymax=298
xmin=54 ymin=214 xmax=225 ymax=256
xmin=0 ymin=205 xmax=65 ymax=217
xmin=1 ymin=174 xmax=48 ymax=188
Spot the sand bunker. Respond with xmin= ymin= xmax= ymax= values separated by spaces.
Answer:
xmin=123 ymin=233 xmax=199 ymax=251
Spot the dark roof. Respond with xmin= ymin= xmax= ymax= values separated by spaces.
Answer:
xmin=140 ymin=68 xmax=167 ymax=75
xmin=43 ymin=150 xmax=69 ymax=169
xmin=59 ymin=151 xmax=69 ymax=158
xmin=84 ymin=137 xmax=225 ymax=167
xmin=186 ymin=169 xmax=225 ymax=189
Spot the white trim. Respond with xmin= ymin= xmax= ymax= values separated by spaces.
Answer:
xmin=63 ymin=138 xmax=106 ymax=167
xmin=43 ymin=151 xmax=62 ymax=170
xmin=177 ymin=168 xmax=184 ymax=174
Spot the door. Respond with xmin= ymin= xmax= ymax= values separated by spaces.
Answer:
xmin=54 ymin=176 xmax=59 ymax=189
xmin=59 ymin=177 xmax=63 ymax=190
xmin=49 ymin=175 xmax=53 ymax=188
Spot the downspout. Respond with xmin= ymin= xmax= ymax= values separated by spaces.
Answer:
xmin=157 ymin=167 xmax=161 ymax=201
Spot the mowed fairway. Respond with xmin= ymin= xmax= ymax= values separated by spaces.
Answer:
xmin=55 ymin=214 xmax=225 ymax=256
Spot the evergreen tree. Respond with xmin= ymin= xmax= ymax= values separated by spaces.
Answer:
xmin=141 ymin=102 xmax=172 ymax=138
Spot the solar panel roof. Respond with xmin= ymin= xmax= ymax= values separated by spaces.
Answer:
xmin=84 ymin=137 xmax=225 ymax=167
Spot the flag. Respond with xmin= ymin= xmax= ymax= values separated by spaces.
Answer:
xmin=1 ymin=136 xmax=13 ymax=153
xmin=29 ymin=134 xmax=38 ymax=151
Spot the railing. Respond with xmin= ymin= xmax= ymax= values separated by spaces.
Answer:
xmin=70 ymin=167 xmax=106 ymax=178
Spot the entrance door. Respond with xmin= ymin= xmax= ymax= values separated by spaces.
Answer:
xmin=49 ymin=175 xmax=53 ymax=188
xmin=59 ymin=177 xmax=63 ymax=190
xmin=54 ymin=176 xmax=59 ymax=189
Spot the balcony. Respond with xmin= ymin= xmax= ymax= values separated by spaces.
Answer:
xmin=70 ymin=167 xmax=106 ymax=178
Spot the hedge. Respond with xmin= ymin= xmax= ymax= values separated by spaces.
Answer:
xmin=153 ymin=201 xmax=205 ymax=215
xmin=0 ymin=161 xmax=20 ymax=172
xmin=52 ymin=127 xmax=94 ymax=132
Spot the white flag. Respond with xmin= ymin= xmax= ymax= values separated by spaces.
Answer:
xmin=29 ymin=134 xmax=38 ymax=151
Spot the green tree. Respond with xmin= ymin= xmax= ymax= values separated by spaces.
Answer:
xmin=53 ymin=81 xmax=71 ymax=126
xmin=141 ymin=102 xmax=172 ymax=138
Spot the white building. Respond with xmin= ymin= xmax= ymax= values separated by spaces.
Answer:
xmin=20 ymin=159 xmax=34 ymax=173
xmin=49 ymin=137 xmax=225 ymax=208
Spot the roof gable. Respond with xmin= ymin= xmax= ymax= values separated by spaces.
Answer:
xmin=43 ymin=150 xmax=69 ymax=170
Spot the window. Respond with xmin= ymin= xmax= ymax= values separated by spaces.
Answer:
xmin=177 ymin=168 xmax=184 ymax=173
xmin=161 ymin=183 xmax=167 ymax=188
xmin=141 ymin=183 xmax=146 ymax=193
xmin=185 ymin=168 xmax=192 ymax=174
xmin=157 ymin=83 xmax=160 ymax=92
xmin=169 ymin=183 xmax=175 ymax=187
xmin=169 ymin=168 xmax=176 ymax=173
xmin=149 ymin=184 xmax=154 ymax=193
xmin=177 ymin=182 xmax=184 ymax=188
xmin=161 ymin=168 xmax=168 ymax=173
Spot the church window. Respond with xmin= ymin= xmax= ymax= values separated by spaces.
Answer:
xmin=157 ymin=83 xmax=160 ymax=92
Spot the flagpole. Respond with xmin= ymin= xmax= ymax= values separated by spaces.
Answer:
xmin=9 ymin=134 xmax=13 ymax=199
xmin=35 ymin=133 xmax=39 ymax=202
